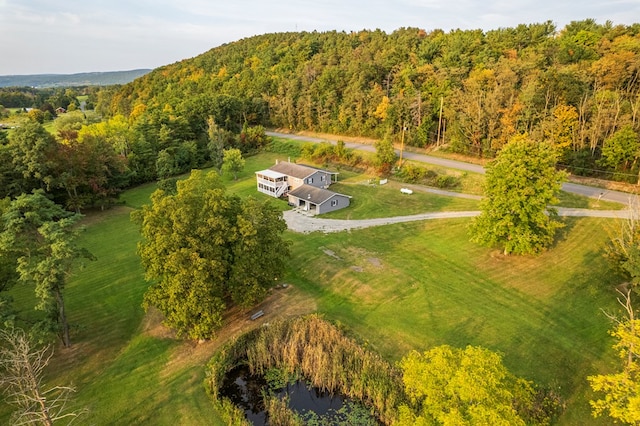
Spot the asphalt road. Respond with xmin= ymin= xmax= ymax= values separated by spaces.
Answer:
xmin=266 ymin=131 xmax=638 ymax=206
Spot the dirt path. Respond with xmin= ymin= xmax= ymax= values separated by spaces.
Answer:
xmin=284 ymin=208 xmax=631 ymax=233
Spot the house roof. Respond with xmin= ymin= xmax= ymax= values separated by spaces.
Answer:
xmin=288 ymin=184 xmax=351 ymax=205
xmin=255 ymin=169 xmax=287 ymax=179
xmin=269 ymin=162 xmax=337 ymax=179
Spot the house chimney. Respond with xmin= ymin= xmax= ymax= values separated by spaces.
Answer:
xmin=307 ymin=194 xmax=311 ymax=199
xmin=276 ymin=159 xmax=278 ymax=165
xmin=288 ymin=156 xmax=291 ymax=163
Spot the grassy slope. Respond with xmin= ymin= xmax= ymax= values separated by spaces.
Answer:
xmin=0 ymin=150 xmax=626 ymax=425
xmin=286 ymin=217 xmax=621 ymax=424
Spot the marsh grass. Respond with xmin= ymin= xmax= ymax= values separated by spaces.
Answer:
xmin=206 ymin=315 xmax=403 ymax=425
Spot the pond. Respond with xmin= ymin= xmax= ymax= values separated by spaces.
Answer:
xmin=220 ymin=365 xmax=379 ymax=425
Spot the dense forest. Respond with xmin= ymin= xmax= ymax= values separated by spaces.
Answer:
xmin=99 ymin=19 xmax=640 ymax=182
xmin=3 ymin=19 xmax=640 ymax=212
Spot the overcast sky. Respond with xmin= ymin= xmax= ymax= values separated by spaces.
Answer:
xmin=1 ymin=0 xmax=638 ymax=75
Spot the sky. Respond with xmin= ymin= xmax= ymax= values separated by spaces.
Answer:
xmin=1 ymin=0 xmax=639 ymax=76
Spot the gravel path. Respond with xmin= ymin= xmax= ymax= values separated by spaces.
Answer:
xmin=284 ymin=208 xmax=631 ymax=233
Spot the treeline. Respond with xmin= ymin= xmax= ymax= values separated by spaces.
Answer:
xmin=102 ymin=19 xmax=640 ymax=181
xmin=0 ymin=86 xmax=99 ymax=110
xmin=0 ymin=112 xmax=269 ymax=211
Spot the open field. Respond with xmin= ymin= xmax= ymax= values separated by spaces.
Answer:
xmin=1 ymin=150 xmax=627 ymax=425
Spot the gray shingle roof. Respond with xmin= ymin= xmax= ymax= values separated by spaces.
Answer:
xmin=288 ymin=185 xmax=336 ymax=204
xmin=288 ymin=184 xmax=350 ymax=205
xmin=269 ymin=162 xmax=317 ymax=179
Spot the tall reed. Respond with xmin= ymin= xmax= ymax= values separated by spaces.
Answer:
xmin=204 ymin=315 xmax=406 ymax=425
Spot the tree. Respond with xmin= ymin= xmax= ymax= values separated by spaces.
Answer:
xmin=599 ymin=125 xmax=640 ymax=178
xmin=239 ymin=124 xmax=269 ymax=151
xmin=0 ymin=191 xmax=93 ymax=347
xmin=228 ymin=198 xmax=289 ymax=307
xmin=222 ymin=148 xmax=245 ymax=180
xmin=0 ymin=327 xmax=84 ymax=425
xmin=27 ymin=108 xmax=46 ymax=124
xmin=588 ymin=290 xmax=640 ymax=425
xmin=469 ymin=136 xmax=566 ymax=255
xmin=374 ymin=135 xmax=397 ymax=175
xmin=133 ymin=170 xmax=289 ymax=340
xmin=206 ymin=117 xmax=225 ymax=171
xmin=7 ymin=120 xmax=57 ymax=193
xmin=398 ymin=345 xmax=537 ymax=425
xmin=605 ymin=199 xmax=640 ymax=296
xmin=48 ymin=134 xmax=129 ymax=212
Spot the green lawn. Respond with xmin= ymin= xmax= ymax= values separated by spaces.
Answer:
xmin=0 ymin=151 xmax=627 ymax=425
xmin=321 ymin=180 xmax=480 ymax=219
xmin=285 ymin=216 xmax=621 ymax=424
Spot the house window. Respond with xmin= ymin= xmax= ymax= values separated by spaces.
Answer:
xmin=320 ymin=175 xmax=326 ymax=181
xmin=331 ymin=199 xmax=338 ymax=207
xmin=308 ymin=177 xmax=314 ymax=184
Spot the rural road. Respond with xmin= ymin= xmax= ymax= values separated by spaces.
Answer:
xmin=266 ymin=131 xmax=639 ymax=206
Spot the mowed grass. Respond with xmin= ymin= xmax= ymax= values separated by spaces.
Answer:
xmin=1 ymin=204 xmax=226 ymax=425
xmin=0 ymin=150 xmax=628 ymax=425
xmin=321 ymin=180 xmax=479 ymax=219
xmin=285 ymin=217 xmax=623 ymax=425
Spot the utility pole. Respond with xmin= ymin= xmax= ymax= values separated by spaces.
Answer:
xmin=436 ymin=96 xmax=444 ymax=147
xmin=399 ymin=124 xmax=407 ymax=169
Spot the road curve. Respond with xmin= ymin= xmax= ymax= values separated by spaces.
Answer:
xmin=266 ymin=131 xmax=638 ymax=206
xmin=284 ymin=208 xmax=630 ymax=234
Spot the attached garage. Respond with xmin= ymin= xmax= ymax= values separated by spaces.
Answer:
xmin=287 ymin=184 xmax=351 ymax=215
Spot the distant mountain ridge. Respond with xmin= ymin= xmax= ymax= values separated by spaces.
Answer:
xmin=0 ymin=69 xmax=152 ymax=88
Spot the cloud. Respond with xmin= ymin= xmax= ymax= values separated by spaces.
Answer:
xmin=1 ymin=0 xmax=639 ymax=74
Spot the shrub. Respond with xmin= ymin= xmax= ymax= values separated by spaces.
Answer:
xmin=434 ymin=174 xmax=460 ymax=189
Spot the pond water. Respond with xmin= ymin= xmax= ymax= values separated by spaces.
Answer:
xmin=220 ymin=365 xmax=348 ymax=425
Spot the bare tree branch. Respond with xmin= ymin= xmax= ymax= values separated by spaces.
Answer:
xmin=0 ymin=328 xmax=86 ymax=425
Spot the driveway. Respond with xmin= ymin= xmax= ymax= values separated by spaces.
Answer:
xmin=284 ymin=208 xmax=631 ymax=234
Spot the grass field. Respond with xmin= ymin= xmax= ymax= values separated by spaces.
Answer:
xmin=0 ymin=151 xmax=628 ymax=425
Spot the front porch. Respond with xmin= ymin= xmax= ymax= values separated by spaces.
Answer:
xmin=255 ymin=170 xmax=288 ymax=198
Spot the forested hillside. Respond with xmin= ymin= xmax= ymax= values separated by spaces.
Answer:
xmin=102 ymin=20 xmax=640 ymax=181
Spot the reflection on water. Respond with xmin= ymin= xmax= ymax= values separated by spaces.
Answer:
xmin=220 ymin=365 xmax=346 ymax=425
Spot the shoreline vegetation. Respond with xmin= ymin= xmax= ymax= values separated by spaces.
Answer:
xmin=205 ymin=315 xmax=561 ymax=425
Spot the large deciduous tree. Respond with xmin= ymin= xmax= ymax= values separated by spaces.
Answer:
xmin=133 ymin=170 xmax=289 ymax=340
xmin=469 ymin=136 xmax=566 ymax=255
xmin=6 ymin=120 xmax=57 ymax=195
xmin=598 ymin=125 xmax=640 ymax=181
xmin=0 ymin=191 xmax=93 ymax=347
xmin=398 ymin=345 xmax=539 ymax=425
